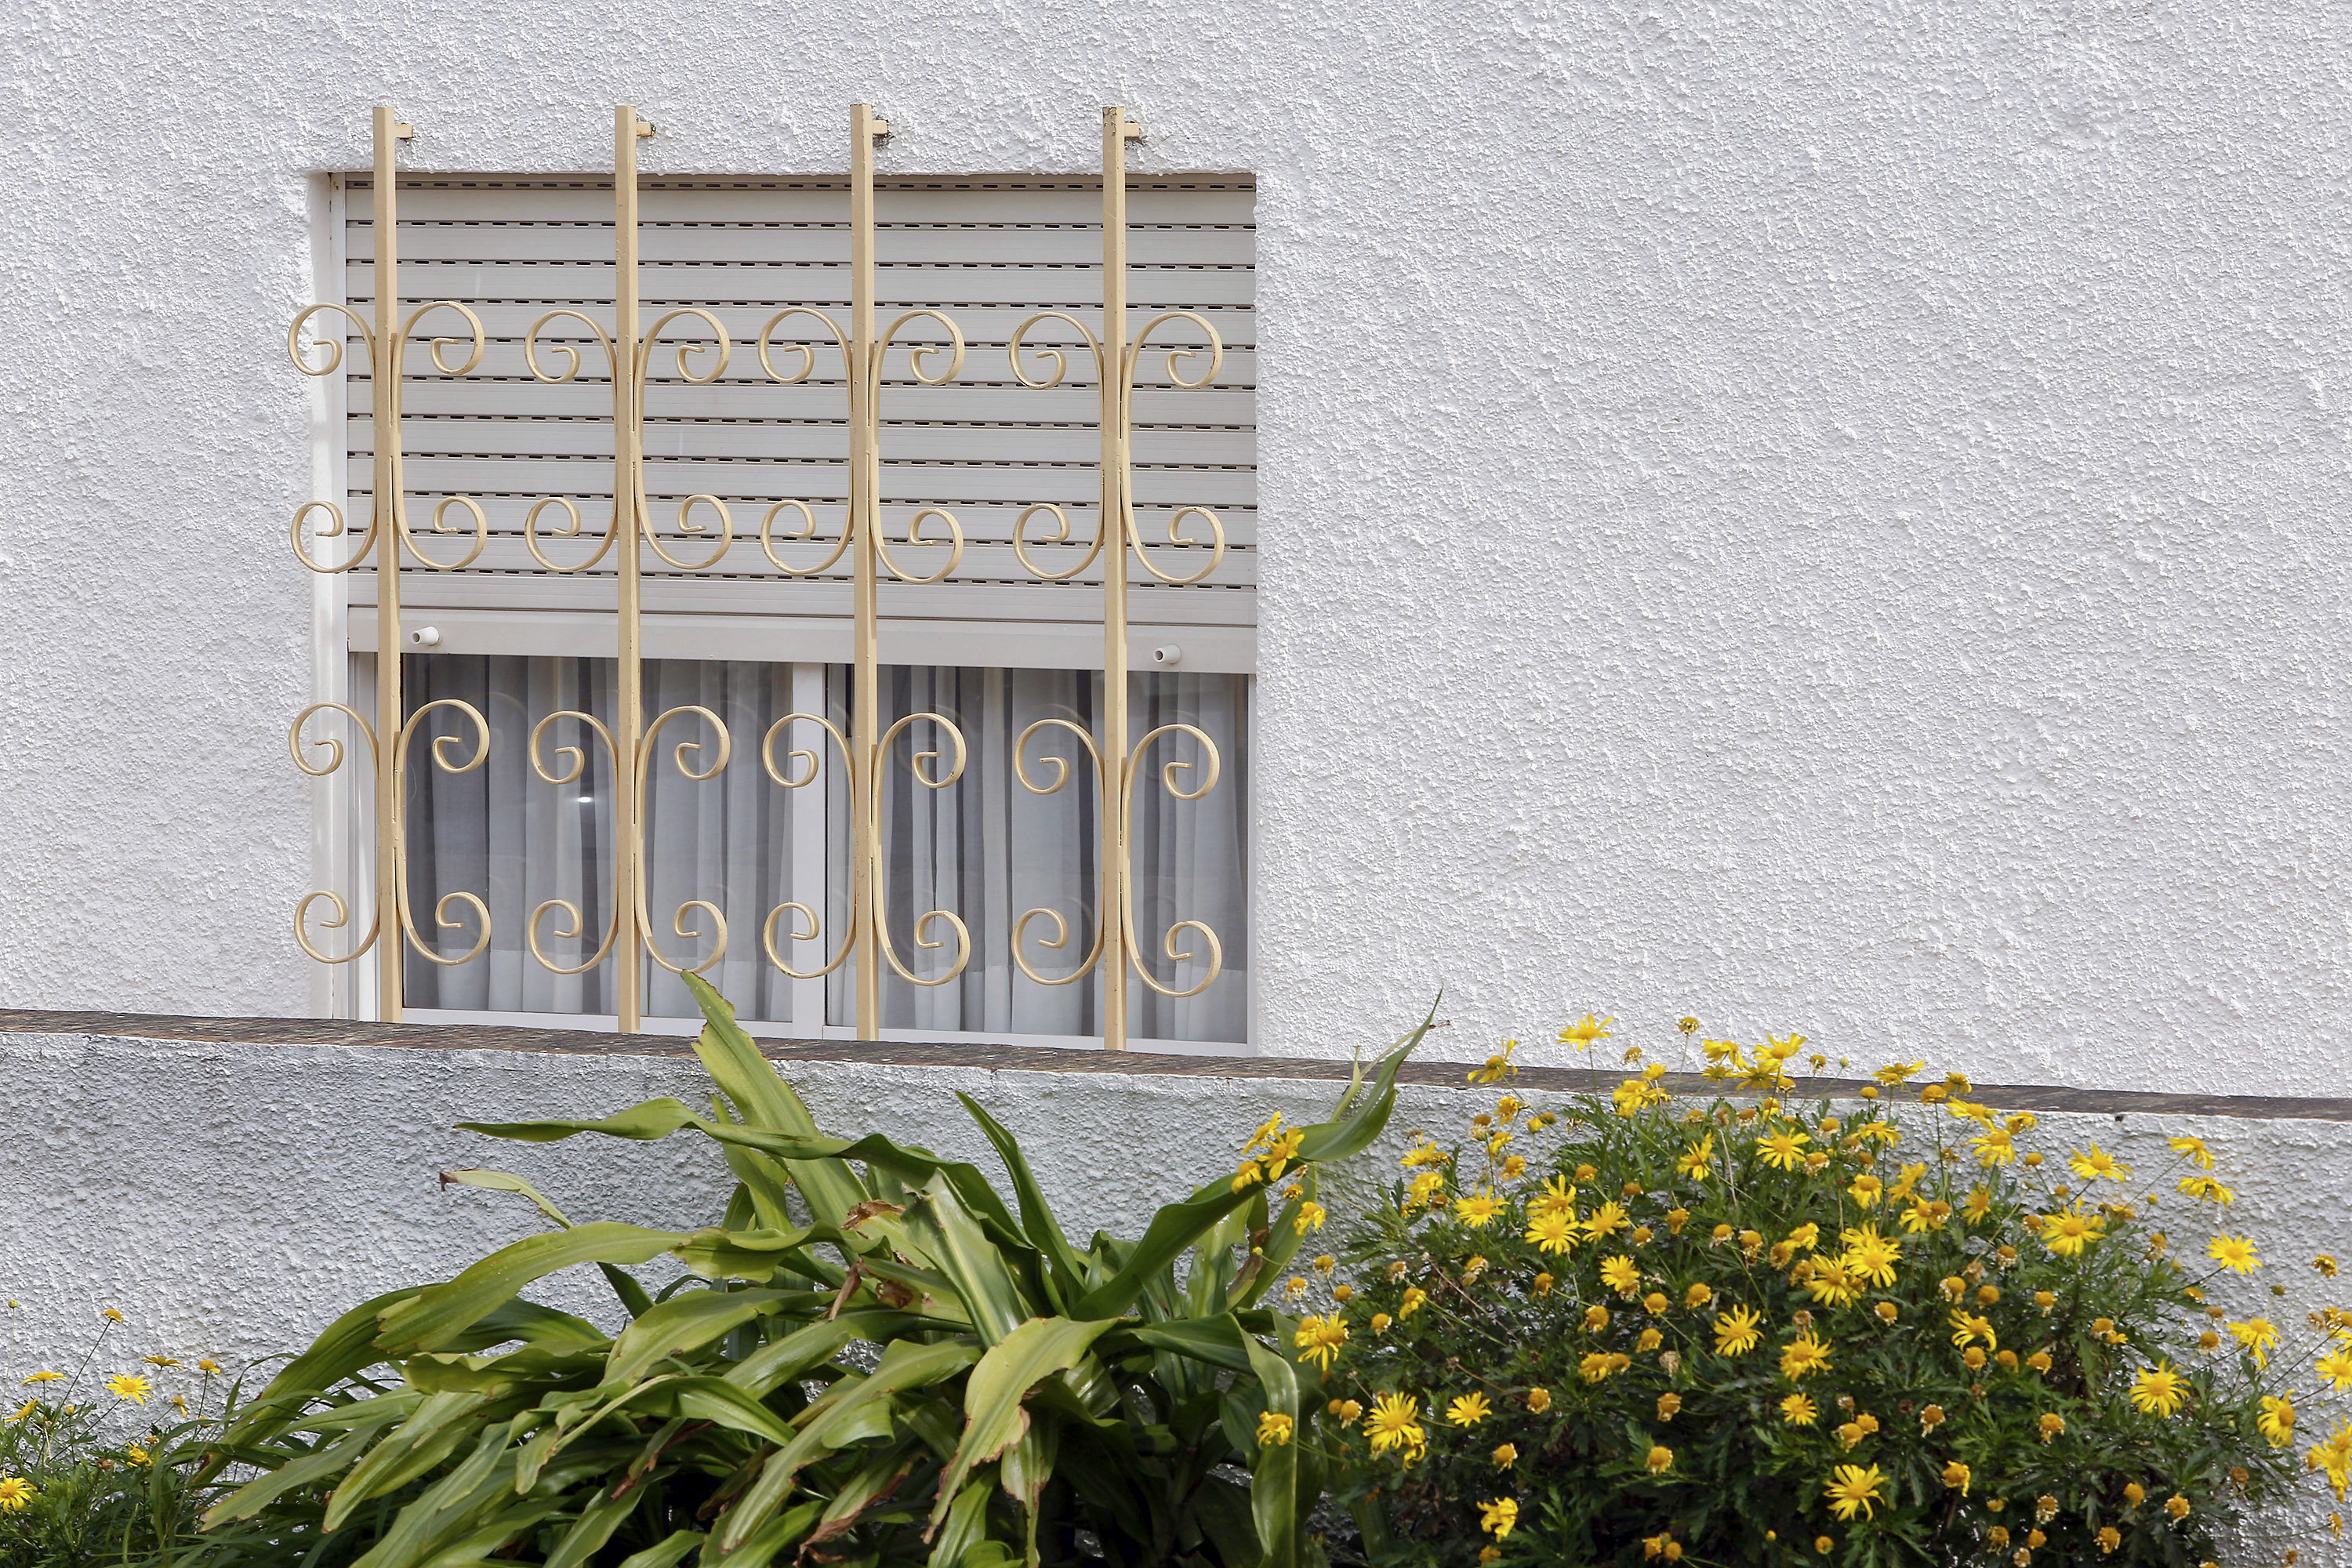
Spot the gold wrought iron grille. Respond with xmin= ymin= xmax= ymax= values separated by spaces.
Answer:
xmin=287 ymin=106 xmax=1249 ymax=1049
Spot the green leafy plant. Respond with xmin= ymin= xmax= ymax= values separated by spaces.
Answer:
xmin=0 ymin=1305 xmax=241 ymax=1566
xmin=182 ymin=976 xmax=1425 ymax=1568
xmin=1324 ymin=1022 xmax=2346 ymax=1566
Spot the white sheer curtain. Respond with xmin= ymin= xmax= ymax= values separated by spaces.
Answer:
xmin=855 ymin=666 xmax=1250 ymax=1044
xmin=398 ymin=656 xmax=1250 ymax=1045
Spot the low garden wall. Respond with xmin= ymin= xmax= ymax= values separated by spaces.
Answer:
xmin=2 ymin=1009 xmax=2347 ymax=1555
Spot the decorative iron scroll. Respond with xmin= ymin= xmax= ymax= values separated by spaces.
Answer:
xmin=287 ymin=102 xmax=1229 ymax=1048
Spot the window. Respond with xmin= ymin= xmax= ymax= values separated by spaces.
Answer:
xmin=323 ymin=172 xmax=1257 ymax=1047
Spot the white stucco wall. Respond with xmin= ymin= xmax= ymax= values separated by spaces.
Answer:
xmin=2 ymin=1027 xmax=2348 ymax=1555
xmin=1 ymin=2 xmax=2347 ymax=1091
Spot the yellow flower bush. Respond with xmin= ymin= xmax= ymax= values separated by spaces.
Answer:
xmin=1322 ymin=1022 xmax=2343 ymax=1566
xmin=0 ymin=1301 xmax=238 ymax=1563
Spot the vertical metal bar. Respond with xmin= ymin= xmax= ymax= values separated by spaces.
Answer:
xmin=308 ymin=172 xmax=353 ymax=1018
xmin=850 ymin=103 xmax=884 ymax=1040
xmin=1100 ymin=107 xmax=1136 ymax=1050
xmin=788 ymin=660 xmax=831 ymax=1032
xmin=614 ymin=106 xmax=648 ymax=1033
xmin=372 ymin=106 xmax=408 ymax=1022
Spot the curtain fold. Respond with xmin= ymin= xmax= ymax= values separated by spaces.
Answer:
xmin=398 ymin=655 xmax=1248 ymax=1045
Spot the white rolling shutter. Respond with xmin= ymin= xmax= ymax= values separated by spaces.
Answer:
xmin=339 ymin=174 xmax=1257 ymax=672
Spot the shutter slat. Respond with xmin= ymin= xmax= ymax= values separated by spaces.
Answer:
xmin=334 ymin=535 xmax=1253 ymax=590
xmin=354 ymin=572 xmax=1261 ymax=626
xmin=366 ymin=458 xmax=1258 ymax=508
xmin=350 ymin=413 xmax=1254 ymax=466
xmin=358 ymin=180 xmax=1254 ymax=225
xmin=347 ymin=492 xmax=1257 ymax=547
xmin=347 ymin=260 xmax=1257 ymax=307
xmin=334 ymin=304 xmax=1252 ymax=354
xmin=354 ymin=225 xmax=1249 ymax=266
xmin=368 ymin=378 xmax=1258 ymax=423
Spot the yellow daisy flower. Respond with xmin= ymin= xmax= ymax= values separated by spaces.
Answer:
xmin=1293 ymin=1315 xmax=1348 ymax=1371
xmin=2130 ymin=1363 xmax=2187 ymax=1417
xmin=1780 ymin=1334 xmax=1833 ymax=1380
xmin=2229 ymin=1317 xmax=2280 ymax=1369
xmin=1714 ymin=1304 xmax=1763 ymax=1356
xmin=1365 ymin=1392 xmax=1424 ymax=1455
xmin=2039 ymin=1207 xmax=2105 ymax=1258
xmin=1453 ymin=1189 xmax=1503 ymax=1229
xmin=1841 ymin=1226 xmax=1902 ymax=1287
xmin=2207 ymin=1235 xmax=2260 ymax=1273
xmin=1524 ymin=1210 xmax=1577 ymax=1254
xmin=2068 ymin=1145 xmax=2131 ymax=1183
xmin=1824 ymin=1464 xmax=1888 ymax=1521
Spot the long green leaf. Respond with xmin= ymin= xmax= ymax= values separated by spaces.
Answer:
xmin=395 ymin=1498 xmax=562 ymax=1567
xmin=664 ymin=1376 xmax=803 ymax=1447
xmin=205 ymin=1287 xmax=425 ymax=1468
xmin=1243 ymin=1333 xmax=1306 ymax=1568
xmin=323 ymin=1391 xmax=488 ymax=1530
xmin=1123 ymin=1316 xmax=1256 ymax=1377
xmin=1293 ymin=1027 xmax=1419 ymax=1165
xmin=924 ymin=1475 xmax=994 ymax=1566
xmin=613 ymin=1531 xmax=703 ymax=1568
xmin=681 ymin=972 xmax=873 ymax=1228
xmin=1181 ymin=1207 xmax=1254 ymax=1319
xmin=901 ymin=1175 xmax=1038 ymax=1346
xmin=725 ymin=1310 xmax=929 ymax=1398
xmin=601 ymin=1288 xmax=802 ymax=1386
xmin=1065 ymin=1182 xmax=1258 ymax=1324
xmin=693 ymin=1122 xmax=1033 ymax=1255
xmin=710 ymin=1098 xmax=803 ymax=1232
xmin=598 ymin=1262 xmax=656 ymax=1319
xmin=345 ymin=1419 xmax=520 ymax=1567
xmin=456 ymin=1098 xmax=702 ymax=1144
xmin=809 ymin=1443 xmax=917 ymax=1541
xmin=202 ymin=1422 xmax=383 ymax=1526
xmin=958 ymin=1094 xmax=1087 ymax=1307
xmin=710 ymin=1501 xmax=824 ymax=1568
xmin=1232 ymin=1177 xmax=1317 ymax=1312
xmin=719 ymin=1339 xmax=982 ymax=1552
xmin=670 ymin=1223 xmax=847 ymax=1286
xmin=931 ymin=1317 xmax=1118 ymax=1534
xmin=1001 ymin=1424 xmax=1058 ymax=1566
xmin=1071 ymin=1036 xmax=1417 ymax=1321
xmin=373 ymin=1223 xmax=686 ymax=1356
xmin=437 ymin=1167 xmax=574 ymax=1227
xmin=541 ymin=1481 xmax=641 ymax=1568
xmin=443 ymin=1297 xmax=609 ymax=1353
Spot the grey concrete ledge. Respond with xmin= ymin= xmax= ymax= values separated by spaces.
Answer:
xmin=3 ymin=1007 xmax=2347 ymax=1124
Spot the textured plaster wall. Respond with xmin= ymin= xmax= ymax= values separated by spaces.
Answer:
xmin=1 ymin=2 xmax=2347 ymax=1090
xmin=2 ymin=1031 xmax=2349 ymax=1555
